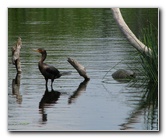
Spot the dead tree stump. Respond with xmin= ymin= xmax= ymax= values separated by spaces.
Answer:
xmin=67 ymin=57 xmax=90 ymax=81
xmin=12 ymin=37 xmax=22 ymax=73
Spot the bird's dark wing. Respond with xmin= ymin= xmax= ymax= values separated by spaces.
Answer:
xmin=45 ymin=65 xmax=60 ymax=76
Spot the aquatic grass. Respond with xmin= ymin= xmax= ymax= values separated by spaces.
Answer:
xmin=140 ymin=23 xmax=158 ymax=84
xmin=132 ymin=22 xmax=159 ymax=118
xmin=125 ymin=23 xmax=159 ymax=123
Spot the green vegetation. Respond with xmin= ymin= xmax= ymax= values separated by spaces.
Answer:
xmin=137 ymin=22 xmax=158 ymax=113
xmin=140 ymin=23 xmax=158 ymax=84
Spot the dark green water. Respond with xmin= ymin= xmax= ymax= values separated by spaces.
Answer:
xmin=8 ymin=8 xmax=158 ymax=131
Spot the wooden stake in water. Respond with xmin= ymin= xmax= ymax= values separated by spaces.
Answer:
xmin=12 ymin=37 xmax=22 ymax=73
xmin=67 ymin=57 xmax=90 ymax=81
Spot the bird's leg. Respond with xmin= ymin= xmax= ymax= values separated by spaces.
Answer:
xmin=51 ymin=79 xmax=54 ymax=90
xmin=45 ymin=78 xmax=48 ymax=90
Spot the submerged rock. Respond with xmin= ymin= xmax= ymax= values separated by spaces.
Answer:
xmin=112 ymin=69 xmax=136 ymax=82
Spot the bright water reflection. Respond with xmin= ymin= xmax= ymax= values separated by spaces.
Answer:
xmin=8 ymin=8 xmax=158 ymax=131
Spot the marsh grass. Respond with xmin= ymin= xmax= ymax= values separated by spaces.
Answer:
xmin=136 ymin=22 xmax=159 ymax=113
xmin=125 ymin=34 xmax=159 ymax=129
xmin=140 ymin=23 xmax=158 ymax=84
xmin=124 ymin=23 xmax=159 ymax=127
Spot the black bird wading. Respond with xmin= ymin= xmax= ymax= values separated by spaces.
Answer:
xmin=34 ymin=48 xmax=70 ymax=90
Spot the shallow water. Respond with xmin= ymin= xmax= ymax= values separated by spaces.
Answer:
xmin=8 ymin=8 xmax=158 ymax=131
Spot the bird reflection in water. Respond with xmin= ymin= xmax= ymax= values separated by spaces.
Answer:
xmin=38 ymin=79 xmax=89 ymax=122
xmin=12 ymin=73 xmax=22 ymax=104
xmin=39 ymin=88 xmax=61 ymax=122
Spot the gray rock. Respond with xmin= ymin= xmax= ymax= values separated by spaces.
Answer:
xmin=112 ymin=69 xmax=136 ymax=82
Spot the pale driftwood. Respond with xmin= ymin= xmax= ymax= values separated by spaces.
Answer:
xmin=12 ymin=37 xmax=22 ymax=73
xmin=67 ymin=57 xmax=90 ymax=81
xmin=111 ymin=8 xmax=151 ymax=56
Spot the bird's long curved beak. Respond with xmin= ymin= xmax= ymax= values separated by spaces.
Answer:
xmin=33 ymin=49 xmax=39 ymax=52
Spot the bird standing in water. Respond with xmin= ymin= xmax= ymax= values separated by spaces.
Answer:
xmin=34 ymin=48 xmax=70 ymax=90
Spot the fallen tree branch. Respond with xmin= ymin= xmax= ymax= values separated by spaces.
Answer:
xmin=111 ymin=8 xmax=152 ymax=57
xmin=67 ymin=57 xmax=90 ymax=81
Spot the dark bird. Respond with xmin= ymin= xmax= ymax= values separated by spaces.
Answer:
xmin=34 ymin=48 xmax=71 ymax=90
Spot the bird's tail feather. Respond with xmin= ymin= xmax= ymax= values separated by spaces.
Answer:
xmin=60 ymin=71 xmax=72 ymax=76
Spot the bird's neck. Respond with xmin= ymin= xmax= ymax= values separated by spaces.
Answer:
xmin=40 ymin=51 xmax=47 ymax=63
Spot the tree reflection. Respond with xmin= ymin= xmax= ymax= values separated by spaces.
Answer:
xmin=68 ymin=80 xmax=90 ymax=104
xmin=12 ymin=73 xmax=22 ymax=104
